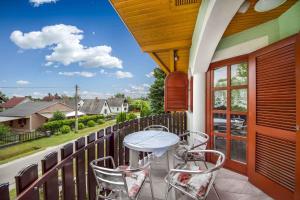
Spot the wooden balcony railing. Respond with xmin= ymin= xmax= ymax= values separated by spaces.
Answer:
xmin=0 ymin=112 xmax=187 ymax=200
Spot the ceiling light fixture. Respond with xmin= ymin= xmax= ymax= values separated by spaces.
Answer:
xmin=238 ymin=1 xmax=250 ymax=13
xmin=255 ymin=0 xmax=287 ymax=12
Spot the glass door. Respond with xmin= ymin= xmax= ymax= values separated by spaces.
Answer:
xmin=209 ymin=58 xmax=248 ymax=174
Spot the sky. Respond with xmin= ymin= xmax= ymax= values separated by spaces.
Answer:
xmin=0 ymin=0 xmax=156 ymax=99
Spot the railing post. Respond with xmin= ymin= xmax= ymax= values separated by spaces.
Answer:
xmin=87 ymin=133 xmax=96 ymax=200
xmin=15 ymin=164 xmax=39 ymax=200
xmin=119 ymin=127 xmax=125 ymax=165
xmin=113 ymin=124 xmax=119 ymax=166
xmin=0 ymin=183 xmax=10 ymax=200
xmin=75 ymin=137 xmax=86 ymax=200
xmin=105 ymin=126 xmax=114 ymax=168
xmin=97 ymin=129 xmax=105 ymax=166
xmin=41 ymin=152 xmax=59 ymax=200
xmin=61 ymin=143 xmax=75 ymax=200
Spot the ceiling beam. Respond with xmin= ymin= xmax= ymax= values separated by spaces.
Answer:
xmin=142 ymin=40 xmax=191 ymax=52
xmin=169 ymin=50 xmax=175 ymax=72
xmin=148 ymin=52 xmax=170 ymax=74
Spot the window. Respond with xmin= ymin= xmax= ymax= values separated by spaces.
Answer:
xmin=209 ymin=57 xmax=248 ymax=170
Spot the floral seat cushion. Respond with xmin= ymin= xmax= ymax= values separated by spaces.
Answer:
xmin=175 ymin=145 xmax=205 ymax=161
xmin=117 ymin=165 xmax=148 ymax=198
xmin=170 ymin=163 xmax=212 ymax=198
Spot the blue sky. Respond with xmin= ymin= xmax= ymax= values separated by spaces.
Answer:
xmin=0 ymin=0 xmax=156 ymax=99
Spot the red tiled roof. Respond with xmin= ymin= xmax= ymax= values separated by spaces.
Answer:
xmin=0 ymin=97 xmax=27 ymax=108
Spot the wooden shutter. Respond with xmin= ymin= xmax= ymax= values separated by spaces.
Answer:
xmin=248 ymin=34 xmax=299 ymax=200
xmin=164 ymin=72 xmax=188 ymax=111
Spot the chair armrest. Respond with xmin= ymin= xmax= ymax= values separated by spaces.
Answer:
xmin=120 ymin=161 xmax=151 ymax=173
xmin=178 ymin=132 xmax=190 ymax=138
xmin=92 ymin=156 xmax=116 ymax=169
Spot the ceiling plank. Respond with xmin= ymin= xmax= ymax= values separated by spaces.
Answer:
xmin=142 ymin=40 xmax=191 ymax=52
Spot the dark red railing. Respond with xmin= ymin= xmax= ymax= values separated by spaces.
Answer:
xmin=0 ymin=113 xmax=187 ymax=200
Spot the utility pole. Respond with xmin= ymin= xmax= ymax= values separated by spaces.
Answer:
xmin=75 ymin=84 xmax=79 ymax=133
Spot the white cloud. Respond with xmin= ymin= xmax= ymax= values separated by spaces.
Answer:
xmin=16 ymin=80 xmax=30 ymax=85
xmin=145 ymin=71 xmax=154 ymax=78
xmin=10 ymin=24 xmax=123 ymax=69
xmin=29 ymin=0 xmax=59 ymax=7
xmin=92 ymin=31 xmax=96 ymax=35
xmin=99 ymin=69 xmax=109 ymax=75
xmin=143 ymin=83 xmax=150 ymax=88
xmin=123 ymin=84 xmax=150 ymax=98
xmin=81 ymin=90 xmax=113 ymax=99
xmin=115 ymin=71 xmax=133 ymax=79
xmin=58 ymin=71 xmax=96 ymax=78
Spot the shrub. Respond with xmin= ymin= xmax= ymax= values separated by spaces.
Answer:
xmin=116 ymin=112 xmax=127 ymax=123
xmin=0 ymin=124 xmax=10 ymax=136
xmin=50 ymin=111 xmax=66 ymax=121
xmin=97 ymin=119 xmax=105 ymax=125
xmin=78 ymin=123 xmax=85 ymax=130
xmin=60 ymin=125 xmax=71 ymax=134
xmin=87 ymin=120 xmax=96 ymax=127
xmin=140 ymin=106 xmax=151 ymax=117
xmin=127 ymin=113 xmax=137 ymax=120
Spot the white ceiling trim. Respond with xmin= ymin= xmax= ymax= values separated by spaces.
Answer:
xmin=190 ymin=0 xmax=245 ymax=74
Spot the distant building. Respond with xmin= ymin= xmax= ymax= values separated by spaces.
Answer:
xmin=80 ymin=98 xmax=111 ymax=116
xmin=107 ymin=97 xmax=128 ymax=113
xmin=59 ymin=98 xmax=84 ymax=110
xmin=42 ymin=93 xmax=61 ymax=101
xmin=0 ymin=96 xmax=31 ymax=111
xmin=0 ymin=101 xmax=78 ymax=133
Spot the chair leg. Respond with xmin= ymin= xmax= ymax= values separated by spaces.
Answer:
xmin=165 ymin=183 xmax=172 ymax=200
xmin=213 ymin=184 xmax=221 ymax=200
xmin=203 ymin=160 xmax=209 ymax=169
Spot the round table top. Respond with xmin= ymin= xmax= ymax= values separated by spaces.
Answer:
xmin=123 ymin=130 xmax=180 ymax=152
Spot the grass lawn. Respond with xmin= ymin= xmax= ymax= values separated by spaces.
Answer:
xmin=0 ymin=120 xmax=116 ymax=165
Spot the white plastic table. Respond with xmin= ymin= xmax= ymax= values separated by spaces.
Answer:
xmin=123 ymin=130 xmax=180 ymax=168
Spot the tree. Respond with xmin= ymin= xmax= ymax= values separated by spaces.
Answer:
xmin=0 ymin=91 xmax=8 ymax=104
xmin=115 ymin=93 xmax=125 ymax=98
xmin=148 ymin=68 xmax=166 ymax=114
xmin=0 ymin=124 xmax=10 ymax=136
xmin=51 ymin=111 xmax=66 ymax=121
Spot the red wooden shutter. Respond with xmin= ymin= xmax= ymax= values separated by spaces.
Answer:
xmin=248 ymin=34 xmax=299 ymax=200
xmin=164 ymin=72 xmax=188 ymax=111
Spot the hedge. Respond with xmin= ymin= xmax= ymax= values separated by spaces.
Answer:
xmin=42 ymin=114 xmax=105 ymax=133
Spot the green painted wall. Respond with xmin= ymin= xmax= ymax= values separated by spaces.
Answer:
xmin=217 ymin=1 xmax=300 ymax=51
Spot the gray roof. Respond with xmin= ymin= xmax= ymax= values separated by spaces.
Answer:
xmin=80 ymin=99 xmax=107 ymax=115
xmin=59 ymin=98 xmax=77 ymax=109
xmin=0 ymin=101 xmax=57 ymax=117
xmin=107 ymin=98 xmax=126 ymax=107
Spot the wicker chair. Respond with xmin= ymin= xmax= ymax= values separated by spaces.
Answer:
xmin=90 ymin=156 xmax=154 ymax=200
xmin=165 ymin=150 xmax=225 ymax=200
xmin=174 ymin=131 xmax=209 ymax=167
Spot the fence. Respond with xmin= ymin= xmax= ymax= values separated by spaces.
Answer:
xmin=0 ymin=112 xmax=187 ymax=200
xmin=0 ymin=132 xmax=46 ymax=148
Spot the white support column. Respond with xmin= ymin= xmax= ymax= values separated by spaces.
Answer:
xmin=192 ymin=73 xmax=206 ymax=132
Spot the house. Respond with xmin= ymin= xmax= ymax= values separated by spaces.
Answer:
xmin=109 ymin=0 xmax=300 ymax=199
xmin=59 ymin=98 xmax=84 ymax=110
xmin=80 ymin=98 xmax=111 ymax=116
xmin=0 ymin=96 xmax=31 ymax=111
xmin=107 ymin=97 xmax=128 ymax=113
xmin=0 ymin=101 xmax=75 ymax=133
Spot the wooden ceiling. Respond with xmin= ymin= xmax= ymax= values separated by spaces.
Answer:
xmin=110 ymin=0 xmax=297 ymax=74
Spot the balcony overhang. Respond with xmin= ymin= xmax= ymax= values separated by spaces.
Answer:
xmin=109 ymin=0 xmax=297 ymax=75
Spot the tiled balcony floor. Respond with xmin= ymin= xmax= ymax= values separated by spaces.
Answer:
xmin=138 ymin=153 xmax=273 ymax=200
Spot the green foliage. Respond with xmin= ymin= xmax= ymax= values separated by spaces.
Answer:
xmin=140 ymin=106 xmax=151 ymax=117
xmin=127 ymin=113 xmax=137 ymax=120
xmin=0 ymin=124 xmax=10 ymax=136
xmin=42 ymin=114 xmax=104 ymax=133
xmin=60 ymin=125 xmax=71 ymax=134
xmin=78 ymin=123 xmax=85 ymax=130
xmin=87 ymin=120 xmax=96 ymax=127
xmin=116 ymin=112 xmax=127 ymax=123
xmin=50 ymin=111 xmax=66 ymax=121
xmin=115 ymin=93 xmax=125 ymax=98
xmin=97 ymin=119 xmax=105 ymax=125
xmin=148 ymin=68 xmax=165 ymax=114
xmin=0 ymin=91 xmax=8 ymax=104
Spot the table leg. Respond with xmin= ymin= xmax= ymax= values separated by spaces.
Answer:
xmin=129 ymin=149 xmax=139 ymax=168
